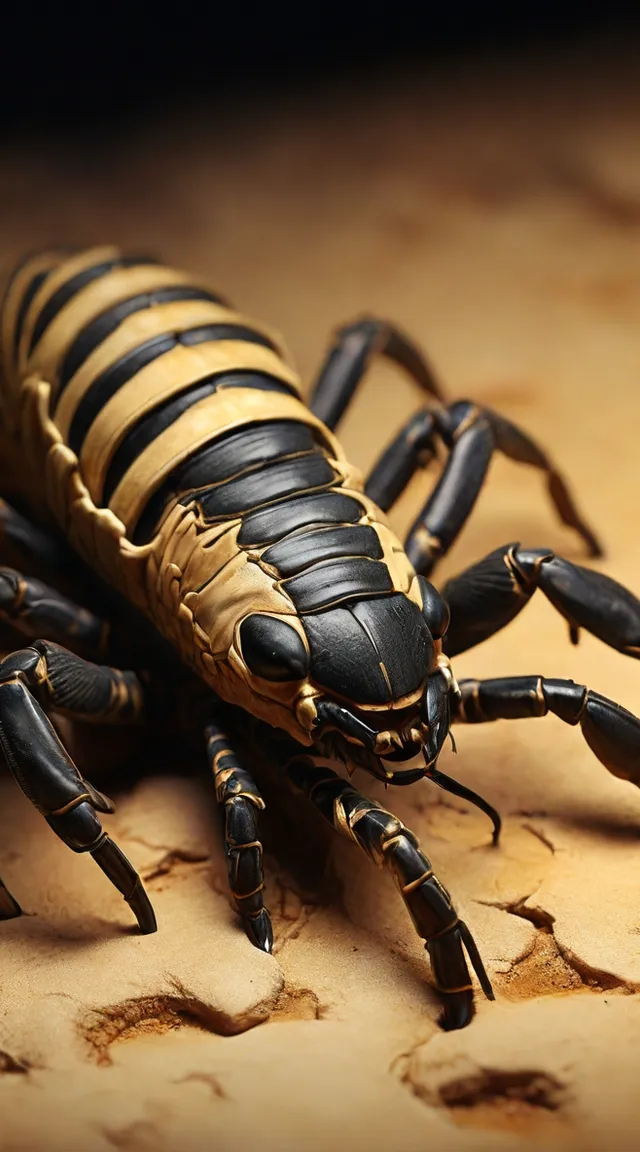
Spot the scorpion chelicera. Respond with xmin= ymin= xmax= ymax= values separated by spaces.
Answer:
xmin=0 ymin=245 xmax=639 ymax=1030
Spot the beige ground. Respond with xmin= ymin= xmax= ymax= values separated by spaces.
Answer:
xmin=2 ymin=40 xmax=640 ymax=1152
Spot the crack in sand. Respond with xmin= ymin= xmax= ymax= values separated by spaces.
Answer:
xmin=81 ymin=977 xmax=277 ymax=1066
xmin=142 ymin=849 xmax=211 ymax=884
xmin=478 ymin=895 xmax=633 ymax=994
xmin=173 ymin=1071 xmax=228 ymax=1099
xmin=402 ymin=1061 xmax=571 ymax=1136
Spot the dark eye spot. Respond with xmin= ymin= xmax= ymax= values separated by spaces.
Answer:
xmin=239 ymin=614 xmax=309 ymax=682
xmin=417 ymin=576 xmax=450 ymax=639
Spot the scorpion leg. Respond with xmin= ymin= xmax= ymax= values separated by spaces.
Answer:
xmin=205 ymin=722 xmax=273 ymax=952
xmin=286 ymin=756 xmax=493 ymax=1030
xmin=0 ymin=566 xmax=108 ymax=659
xmin=455 ymin=676 xmax=640 ymax=789
xmin=0 ymin=641 xmax=156 ymax=933
xmin=0 ymin=498 xmax=76 ymax=581
xmin=309 ymin=317 xmax=444 ymax=431
xmin=398 ymin=402 xmax=600 ymax=576
xmin=442 ymin=542 xmax=640 ymax=658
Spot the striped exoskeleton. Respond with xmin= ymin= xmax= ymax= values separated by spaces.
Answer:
xmin=1 ymin=246 xmax=639 ymax=1030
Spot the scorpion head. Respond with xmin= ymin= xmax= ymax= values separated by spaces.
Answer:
xmin=236 ymin=575 xmax=461 ymax=785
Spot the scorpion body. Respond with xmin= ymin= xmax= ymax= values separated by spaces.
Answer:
xmin=1 ymin=245 xmax=640 ymax=1030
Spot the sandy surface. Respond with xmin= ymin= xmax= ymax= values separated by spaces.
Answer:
xmin=1 ymin=41 xmax=640 ymax=1152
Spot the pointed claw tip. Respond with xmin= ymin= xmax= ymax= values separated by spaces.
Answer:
xmin=128 ymin=885 xmax=158 ymax=935
xmin=132 ymin=900 xmax=158 ymax=935
xmin=439 ymin=991 xmax=475 ymax=1032
xmin=244 ymin=910 xmax=274 ymax=953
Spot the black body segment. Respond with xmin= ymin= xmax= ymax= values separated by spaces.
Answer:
xmin=303 ymin=606 xmax=392 ymax=703
xmin=68 ymin=324 xmax=277 ymax=454
xmin=302 ymin=593 xmax=433 ymax=703
xmin=237 ymin=492 xmax=364 ymax=547
xmin=107 ymin=415 xmax=316 ymax=505
xmin=263 ymin=524 xmax=382 ymax=575
xmin=59 ymin=284 xmax=228 ymax=388
xmin=30 ymin=255 xmax=158 ymax=354
xmin=283 ymin=556 xmax=393 ymax=613
xmin=180 ymin=421 xmax=317 ymax=489
xmin=195 ymin=455 xmax=336 ymax=524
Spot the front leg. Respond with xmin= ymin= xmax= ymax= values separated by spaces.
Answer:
xmin=205 ymin=721 xmax=273 ymax=952
xmin=442 ymin=543 xmax=640 ymax=658
xmin=0 ymin=641 xmax=154 ymax=931
xmin=455 ymin=676 xmax=640 ymax=788
xmin=285 ymin=755 xmax=493 ymax=1030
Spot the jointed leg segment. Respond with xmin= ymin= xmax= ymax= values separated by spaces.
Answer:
xmin=311 ymin=315 xmax=600 ymax=575
xmin=309 ymin=317 xmax=444 ymax=431
xmin=206 ymin=722 xmax=273 ymax=953
xmin=286 ymin=755 xmax=493 ymax=1030
xmin=442 ymin=543 xmax=640 ymax=658
xmin=0 ymin=566 xmax=107 ymax=658
xmin=0 ymin=640 xmax=155 ymax=932
xmin=369 ymin=402 xmax=601 ymax=576
xmin=455 ymin=675 xmax=640 ymax=787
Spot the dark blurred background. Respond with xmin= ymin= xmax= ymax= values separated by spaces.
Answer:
xmin=2 ymin=2 xmax=640 ymax=137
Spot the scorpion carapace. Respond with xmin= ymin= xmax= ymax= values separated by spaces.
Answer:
xmin=1 ymin=246 xmax=640 ymax=1031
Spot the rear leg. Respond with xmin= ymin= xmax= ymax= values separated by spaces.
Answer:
xmin=366 ymin=402 xmax=601 ymax=576
xmin=0 ymin=561 xmax=111 ymax=915
xmin=0 ymin=566 xmax=108 ymax=659
xmin=0 ymin=497 xmax=76 ymax=583
xmin=309 ymin=315 xmax=599 ymax=572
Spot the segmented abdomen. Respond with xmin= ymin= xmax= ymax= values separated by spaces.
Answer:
xmin=0 ymin=247 xmax=406 ymax=597
xmin=0 ymin=247 xmax=419 ymax=724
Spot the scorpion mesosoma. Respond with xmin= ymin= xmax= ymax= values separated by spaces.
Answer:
xmin=0 ymin=245 xmax=639 ymax=1031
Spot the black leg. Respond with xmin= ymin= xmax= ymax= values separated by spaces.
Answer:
xmin=285 ymin=755 xmax=493 ymax=1030
xmin=455 ymin=675 xmax=640 ymax=788
xmin=0 ymin=641 xmax=155 ymax=932
xmin=401 ymin=402 xmax=601 ymax=576
xmin=0 ymin=566 xmax=107 ymax=658
xmin=365 ymin=409 xmax=439 ymax=512
xmin=442 ymin=542 xmax=640 ymax=658
xmin=309 ymin=317 xmax=444 ymax=431
xmin=205 ymin=722 xmax=273 ymax=953
xmin=0 ymin=498 xmax=74 ymax=579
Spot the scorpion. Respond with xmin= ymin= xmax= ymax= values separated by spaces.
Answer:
xmin=0 ymin=245 xmax=639 ymax=1030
